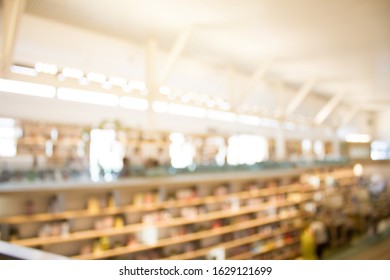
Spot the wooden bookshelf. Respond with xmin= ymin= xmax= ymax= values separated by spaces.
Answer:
xmin=0 ymin=183 xmax=313 ymax=225
xmin=0 ymin=165 xmax=356 ymax=260
xmin=13 ymin=197 xmax=310 ymax=247
xmin=227 ymin=237 xmax=300 ymax=260
xmin=161 ymin=225 xmax=302 ymax=260
xmin=73 ymin=214 xmax=301 ymax=260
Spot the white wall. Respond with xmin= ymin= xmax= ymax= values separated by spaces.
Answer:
xmin=376 ymin=110 xmax=390 ymax=141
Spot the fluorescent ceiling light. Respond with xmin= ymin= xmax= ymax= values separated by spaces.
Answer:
xmin=153 ymin=101 xmax=169 ymax=113
xmin=62 ymin=67 xmax=84 ymax=79
xmin=345 ymin=134 xmax=371 ymax=143
xmin=261 ymin=118 xmax=279 ymax=128
xmin=238 ymin=115 xmax=261 ymax=126
xmin=101 ymin=82 xmax=112 ymax=89
xmin=10 ymin=65 xmax=37 ymax=77
xmin=87 ymin=72 xmax=106 ymax=83
xmin=128 ymin=80 xmax=146 ymax=91
xmin=35 ymin=62 xmax=58 ymax=75
xmin=284 ymin=122 xmax=296 ymax=130
xmin=57 ymin=87 xmax=118 ymax=107
xmin=208 ymin=110 xmax=237 ymax=122
xmin=168 ymin=103 xmax=206 ymax=118
xmin=109 ymin=76 xmax=127 ymax=87
xmin=215 ymin=98 xmax=231 ymax=110
xmin=159 ymin=86 xmax=172 ymax=95
xmin=0 ymin=78 xmax=56 ymax=98
xmin=119 ymin=96 xmax=148 ymax=111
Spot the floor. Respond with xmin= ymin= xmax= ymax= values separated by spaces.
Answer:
xmin=326 ymin=230 xmax=390 ymax=260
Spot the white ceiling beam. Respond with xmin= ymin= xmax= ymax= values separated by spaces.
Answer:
xmin=339 ymin=104 xmax=360 ymax=127
xmin=233 ymin=60 xmax=272 ymax=109
xmin=285 ymin=78 xmax=317 ymax=116
xmin=158 ymin=27 xmax=192 ymax=85
xmin=314 ymin=93 xmax=345 ymax=125
xmin=1 ymin=0 xmax=26 ymax=73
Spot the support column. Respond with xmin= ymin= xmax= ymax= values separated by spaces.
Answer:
xmin=332 ymin=135 xmax=341 ymax=158
xmin=276 ymin=122 xmax=286 ymax=160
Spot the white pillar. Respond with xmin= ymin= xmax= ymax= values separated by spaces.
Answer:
xmin=332 ymin=135 xmax=341 ymax=158
xmin=276 ymin=122 xmax=286 ymax=160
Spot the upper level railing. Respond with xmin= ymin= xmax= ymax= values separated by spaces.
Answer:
xmin=0 ymin=158 xmax=350 ymax=187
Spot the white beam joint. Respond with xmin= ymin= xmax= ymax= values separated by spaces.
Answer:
xmin=158 ymin=27 xmax=192 ymax=85
xmin=285 ymin=78 xmax=317 ymax=116
xmin=314 ymin=93 xmax=344 ymax=125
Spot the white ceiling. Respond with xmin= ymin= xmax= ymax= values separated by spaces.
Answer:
xmin=5 ymin=0 xmax=390 ymax=110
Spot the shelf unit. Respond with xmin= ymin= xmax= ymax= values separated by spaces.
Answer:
xmin=227 ymin=238 xmax=301 ymax=260
xmin=11 ymin=198 xmax=310 ymax=247
xmin=161 ymin=221 xmax=302 ymax=260
xmin=0 ymin=183 xmax=313 ymax=225
xmin=0 ymin=165 xmax=355 ymax=260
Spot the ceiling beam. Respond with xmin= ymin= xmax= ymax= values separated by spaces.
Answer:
xmin=339 ymin=104 xmax=360 ymax=127
xmin=232 ymin=60 xmax=272 ymax=109
xmin=158 ymin=27 xmax=192 ymax=85
xmin=1 ymin=0 xmax=26 ymax=73
xmin=314 ymin=93 xmax=345 ymax=125
xmin=285 ymin=78 xmax=317 ymax=116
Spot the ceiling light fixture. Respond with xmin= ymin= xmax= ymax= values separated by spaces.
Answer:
xmin=57 ymin=87 xmax=118 ymax=107
xmin=62 ymin=67 xmax=84 ymax=79
xmin=35 ymin=62 xmax=58 ymax=75
xmin=109 ymin=76 xmax=127 ymax=87
xmin=345 ymin=134 xmax=371 ymax=143
xmin=0 ymin=78 xmax=56 ymax=98
xmin=119 ymin=96 xmax=148 ymax=111
xmin=10 ymin=65 xmax=37 ymax=77
xmin=87 ymin=72 xmax=106 ymax=84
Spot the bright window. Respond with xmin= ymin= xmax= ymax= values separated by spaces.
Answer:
xmin=302 ymin=139 xmax=312 ymax=158
xmin=371 ymin=141 xmax=390 ymax=160
xmin=0 ymin=118 xmax=18 ymax=157
xmin=227 ymin=135 xmax=268 ymax=165
xmin=89 ymin=129 xmax=124 ymax=181
xmin=169 ymin=133 xmax=194 ymax=168
xmin=314 ymin=140 xmax=325 ymax=159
